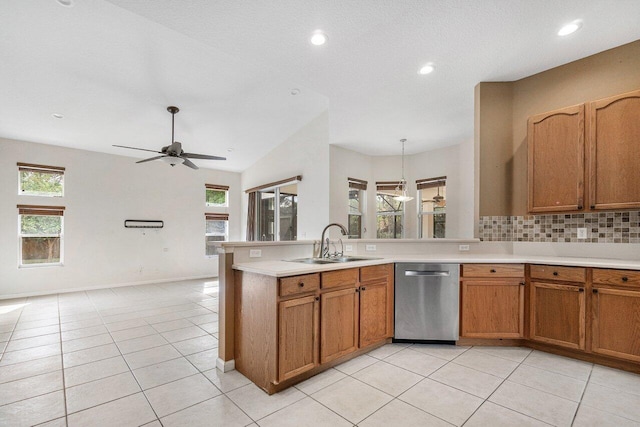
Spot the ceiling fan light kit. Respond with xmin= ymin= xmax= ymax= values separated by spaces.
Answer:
xmin=112 ymin=106 xmax=226 ymax=170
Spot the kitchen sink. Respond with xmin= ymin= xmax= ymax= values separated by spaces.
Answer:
xmin=287 ymin=256 xmax=381 ymax=264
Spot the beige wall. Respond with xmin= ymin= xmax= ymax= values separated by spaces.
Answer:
xmin=478 ymin=39 xmax=640 ymax=216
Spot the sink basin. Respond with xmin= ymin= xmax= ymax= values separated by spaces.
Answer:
xmin=287 ymin=256 xmax=381 ymax=264
xmin=288 ymin=258 xmax=337 ymax=264
xmin=330 ymin=256 xmax=382 ymax=263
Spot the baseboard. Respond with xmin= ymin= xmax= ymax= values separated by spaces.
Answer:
xmin=0 ymin=275 xmax=217 ymax=300
xmin=216 ymin=357 xmax=235 ymax=372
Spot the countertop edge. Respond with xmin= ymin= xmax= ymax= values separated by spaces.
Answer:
xmin=233 ymin=255 xmax=640 ymax=277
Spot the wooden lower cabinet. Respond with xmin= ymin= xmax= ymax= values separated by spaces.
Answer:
xmin=320 ymin=287 xmax=359 ymax=364
xmin=461 ymin=280 xmax=524 ymax=338
xmin=359 ymin=264 xmax=394 ymax=347
xmin=278 ymin=295 xmax=319 ymax=382
xmin=530 ymin=281 xmax=585 ymax=350
xmin=592 ymin=287 xmax=640 ymax=362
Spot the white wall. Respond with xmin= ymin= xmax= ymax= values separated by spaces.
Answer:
xmin=329 ymin=141 xmax=475 ymax=239
xmin=1 ymin=137 xmax=241 ymax=298
xmin=241 ymin=111 xmax=331 ymax=240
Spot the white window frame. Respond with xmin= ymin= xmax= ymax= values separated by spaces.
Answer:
xmin=18 ymin=209 xmax=65 ymax=268
xmin=375 ymin=191 xmax=405 ymax=239
xmin=205 ymin=185 xmax=229 ymax=208
xmin=205 ymin=214 xmax=229 ymax=257
xmin=17 ymin=163 xmax=65 ymax=197
xmin=348 ymin=188 xmax=366 ymax=239
xmin=417 ymin=177 xmax=446 ymax=239
xmin=255 ymin=180 xmax=299 ymax=242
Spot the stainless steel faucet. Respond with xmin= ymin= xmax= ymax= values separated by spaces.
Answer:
xmin=320 ymin=223 xmax=348 ymax=258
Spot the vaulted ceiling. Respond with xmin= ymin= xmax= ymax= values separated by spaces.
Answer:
xmin=2 ymin=0 xmax=640 ymax=171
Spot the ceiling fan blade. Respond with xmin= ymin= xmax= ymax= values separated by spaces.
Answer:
xmin=136 ymin=155 xmax=165 ymax=164
xmin=113 ymin=144 xmax=162 ymax=154
xmin=182 ymin=158 xmax=199 ymax=170
xmin=181 ymin=152 xmax=226 ymax=161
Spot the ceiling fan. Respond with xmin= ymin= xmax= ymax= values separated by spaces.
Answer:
xmin=425 ymin=184 xmax=446 ymax=207
xmin=113 ymin=106 xmax=226 ymax=170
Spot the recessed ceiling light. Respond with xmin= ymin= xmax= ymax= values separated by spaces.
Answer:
xmin=56 ymin=0 xmax=74 ymax=7
xmin=558 ymin=20 xmax=582 ymax=36
xmin=290 ymin=88 xmax=300 ymax=96
xmin=227 ymin=148 xmax=234 ymax=153
xmin=52 ymin=113 xmax=64 ymax=119
xmin=418 ymin=63 xmax=435 ymax=75
xmin=310 ymin=30 xmax=327 ymax=46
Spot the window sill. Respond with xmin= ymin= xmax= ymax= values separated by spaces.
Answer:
xmin=19 ymin=262 xmax=64 ymax=269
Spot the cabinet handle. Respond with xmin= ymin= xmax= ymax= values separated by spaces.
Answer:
xmin=519 ymin=282 xmax=525 ymax=286
xmin=579 ymin=288 xmax=584 ymax=293
xmin=553 ymin=271 xmax=558 ymax=276
xmin=490 ymin=269 xmax=496 ymax=273
xmin=590 ymin=205 xmax=595 ymax=209
xmin=355 ymin=288 xmax=359 ymax=293
xmin=622 ymin=276 xmax=629 ymax=282
xmin=298 ymin=282 xmax=305 ymax=288
xmin=578 ymin=205 xmax=583 ymax=210
xmin=315 ymin=296 xmax=319 ymax=301
xmin=593 ymin=289 xmax=598 ymax=294
xmin=361 ymin=287 xmax=366 ymax=291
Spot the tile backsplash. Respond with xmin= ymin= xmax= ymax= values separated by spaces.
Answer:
xmin=479 ymin=212 xmax=640 ymax=243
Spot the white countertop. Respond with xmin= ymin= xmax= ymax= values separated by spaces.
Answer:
xmin=233 ymin=254 xmax=640 ymax=277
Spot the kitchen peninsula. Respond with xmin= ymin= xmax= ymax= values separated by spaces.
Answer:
xmin=217 ymin=239 xmax=640 ymax=394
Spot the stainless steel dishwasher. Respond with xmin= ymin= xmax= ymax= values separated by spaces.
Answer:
xmin=394 ymin=263 xmax=460 ymax=343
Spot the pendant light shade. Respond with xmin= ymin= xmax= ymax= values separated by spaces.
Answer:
xmin=393 ymin=139 xmax=414 ymax=202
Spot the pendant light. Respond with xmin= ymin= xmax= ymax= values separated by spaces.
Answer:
xmin=393 ymin=139 xmax=414 ymax=202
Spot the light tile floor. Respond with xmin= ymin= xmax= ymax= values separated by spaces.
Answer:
xmin=1 ymin=279 xmax=639 ymax=426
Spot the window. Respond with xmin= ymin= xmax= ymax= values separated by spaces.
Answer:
xmin=376 ymin=182 xmax=404 ymax=239
xmin=18 ymin=205 xmax=64 ymax=266
xmin=256 ymin=184 xmax=298 ymax=241
xmin=205 ymin=213 xmax=229 ymax=256
xmin=18 ymin=163 xmax=65 ymax=197
xmin=348 ymin=177 xmax=367 ymax=239
xmin=417 ymin=177 xmax=446 ymax=238
xmin=205 ymin=184 xmax=229 ymax=207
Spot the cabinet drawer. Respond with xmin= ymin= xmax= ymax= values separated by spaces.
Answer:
xmin=593 ymin=269 xmax=640 ymax=288
xmin=462 ymin=264 xmax=524 ymax=278
xmin=321 ymin=268 xmax=359 ymax=290
xmin=279 ymin=274 xmax=320 ymax=297
xmin=530 ymin=265 xmax=586 ymax=283
xmin=360 ymin=264 xmax=391 ymax=282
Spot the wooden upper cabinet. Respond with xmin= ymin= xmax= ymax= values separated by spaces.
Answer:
xmin=588 ymin=89 xmax=640 ymax=210
xmin=528 ymin=104 xmax=585 ymax=213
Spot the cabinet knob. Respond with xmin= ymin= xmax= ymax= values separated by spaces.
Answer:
xmin=519 ymin=282 xmax=526 ymax=286
xmin=490 ymin=269 xmax=496 ymax=273
xmin=590 ymin=205 xmax=595 ymax=209
xmin=361 ymin=287 xmax=366 ymax=291
xmin=315 ymin=296 xmax=320 ymax=301
xmin=593 ymin=289 xmax=598 ymax=294
xmin=622 ymin=276 xmax=629 ymax=282
xmin=553 ymin=271 xmax=558 ymax=276
xmin=578 ymin=205 xmax=583 ymax=210
xmin=298 ymin=282 xmax=305 ymax=287
xmin=579 ymin=288 xmax=584 ymax=293
xmin=355 ymin=288 xmax=359 ymax=293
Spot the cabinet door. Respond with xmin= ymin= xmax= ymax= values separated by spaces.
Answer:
xmin=588 ymin=89 xmax=640 ymax=210
xmin=320 ymin=287 xmax=359 ymax=364
xmin=461 ymin=280 xmax=524 ymax=338
xmin=592 ymin=287 xmax=640 ymax=362
xmin=528 ymin=104 xmax=585 ymax=213
xmin=278 ymin=295 xmax=319 ymax=382
xmin=359 ymin=279 xmax=391 ymax=347
xmin=530 ymin=282 xmax=585 ymax=350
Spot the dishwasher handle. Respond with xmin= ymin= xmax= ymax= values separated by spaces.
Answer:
xmin=404 ymin=270 xmax=451 ymax=277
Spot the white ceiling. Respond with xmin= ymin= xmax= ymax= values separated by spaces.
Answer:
xmin=2 ymin=1 xmax=640 ymax=171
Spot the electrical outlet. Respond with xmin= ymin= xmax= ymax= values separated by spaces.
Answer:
xmin=459 ymin=245 xmax=470 ymax=251
xmin=249 ymin=249 xmax=262 ymax=258
xmin=345 ymin=244 xmax=353 ymax=252
xmin=163 ymin=247 xmax=169 ymax=252
xmin=577 ymin=228 xmax=587 ymax=239
xmin=365 ymin=244 xmax=377 ymax=251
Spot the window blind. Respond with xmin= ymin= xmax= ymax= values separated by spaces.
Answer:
xmin=17 ymin=162 xmax=65 ymax=173
xmin=416 ymin=176 xmax=446 ymax=190
xmin=205 ymin=184 xmax=229 ymax=191
xmin=376 ymin=181 xmax=401 ymax=191
xmin=205 ymin=213 xmax=229 ymax=221
xmin=17 ymin=205 xmax=65 ymax=216
xmin=348 ymin=177 xmax=367 ymax=190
